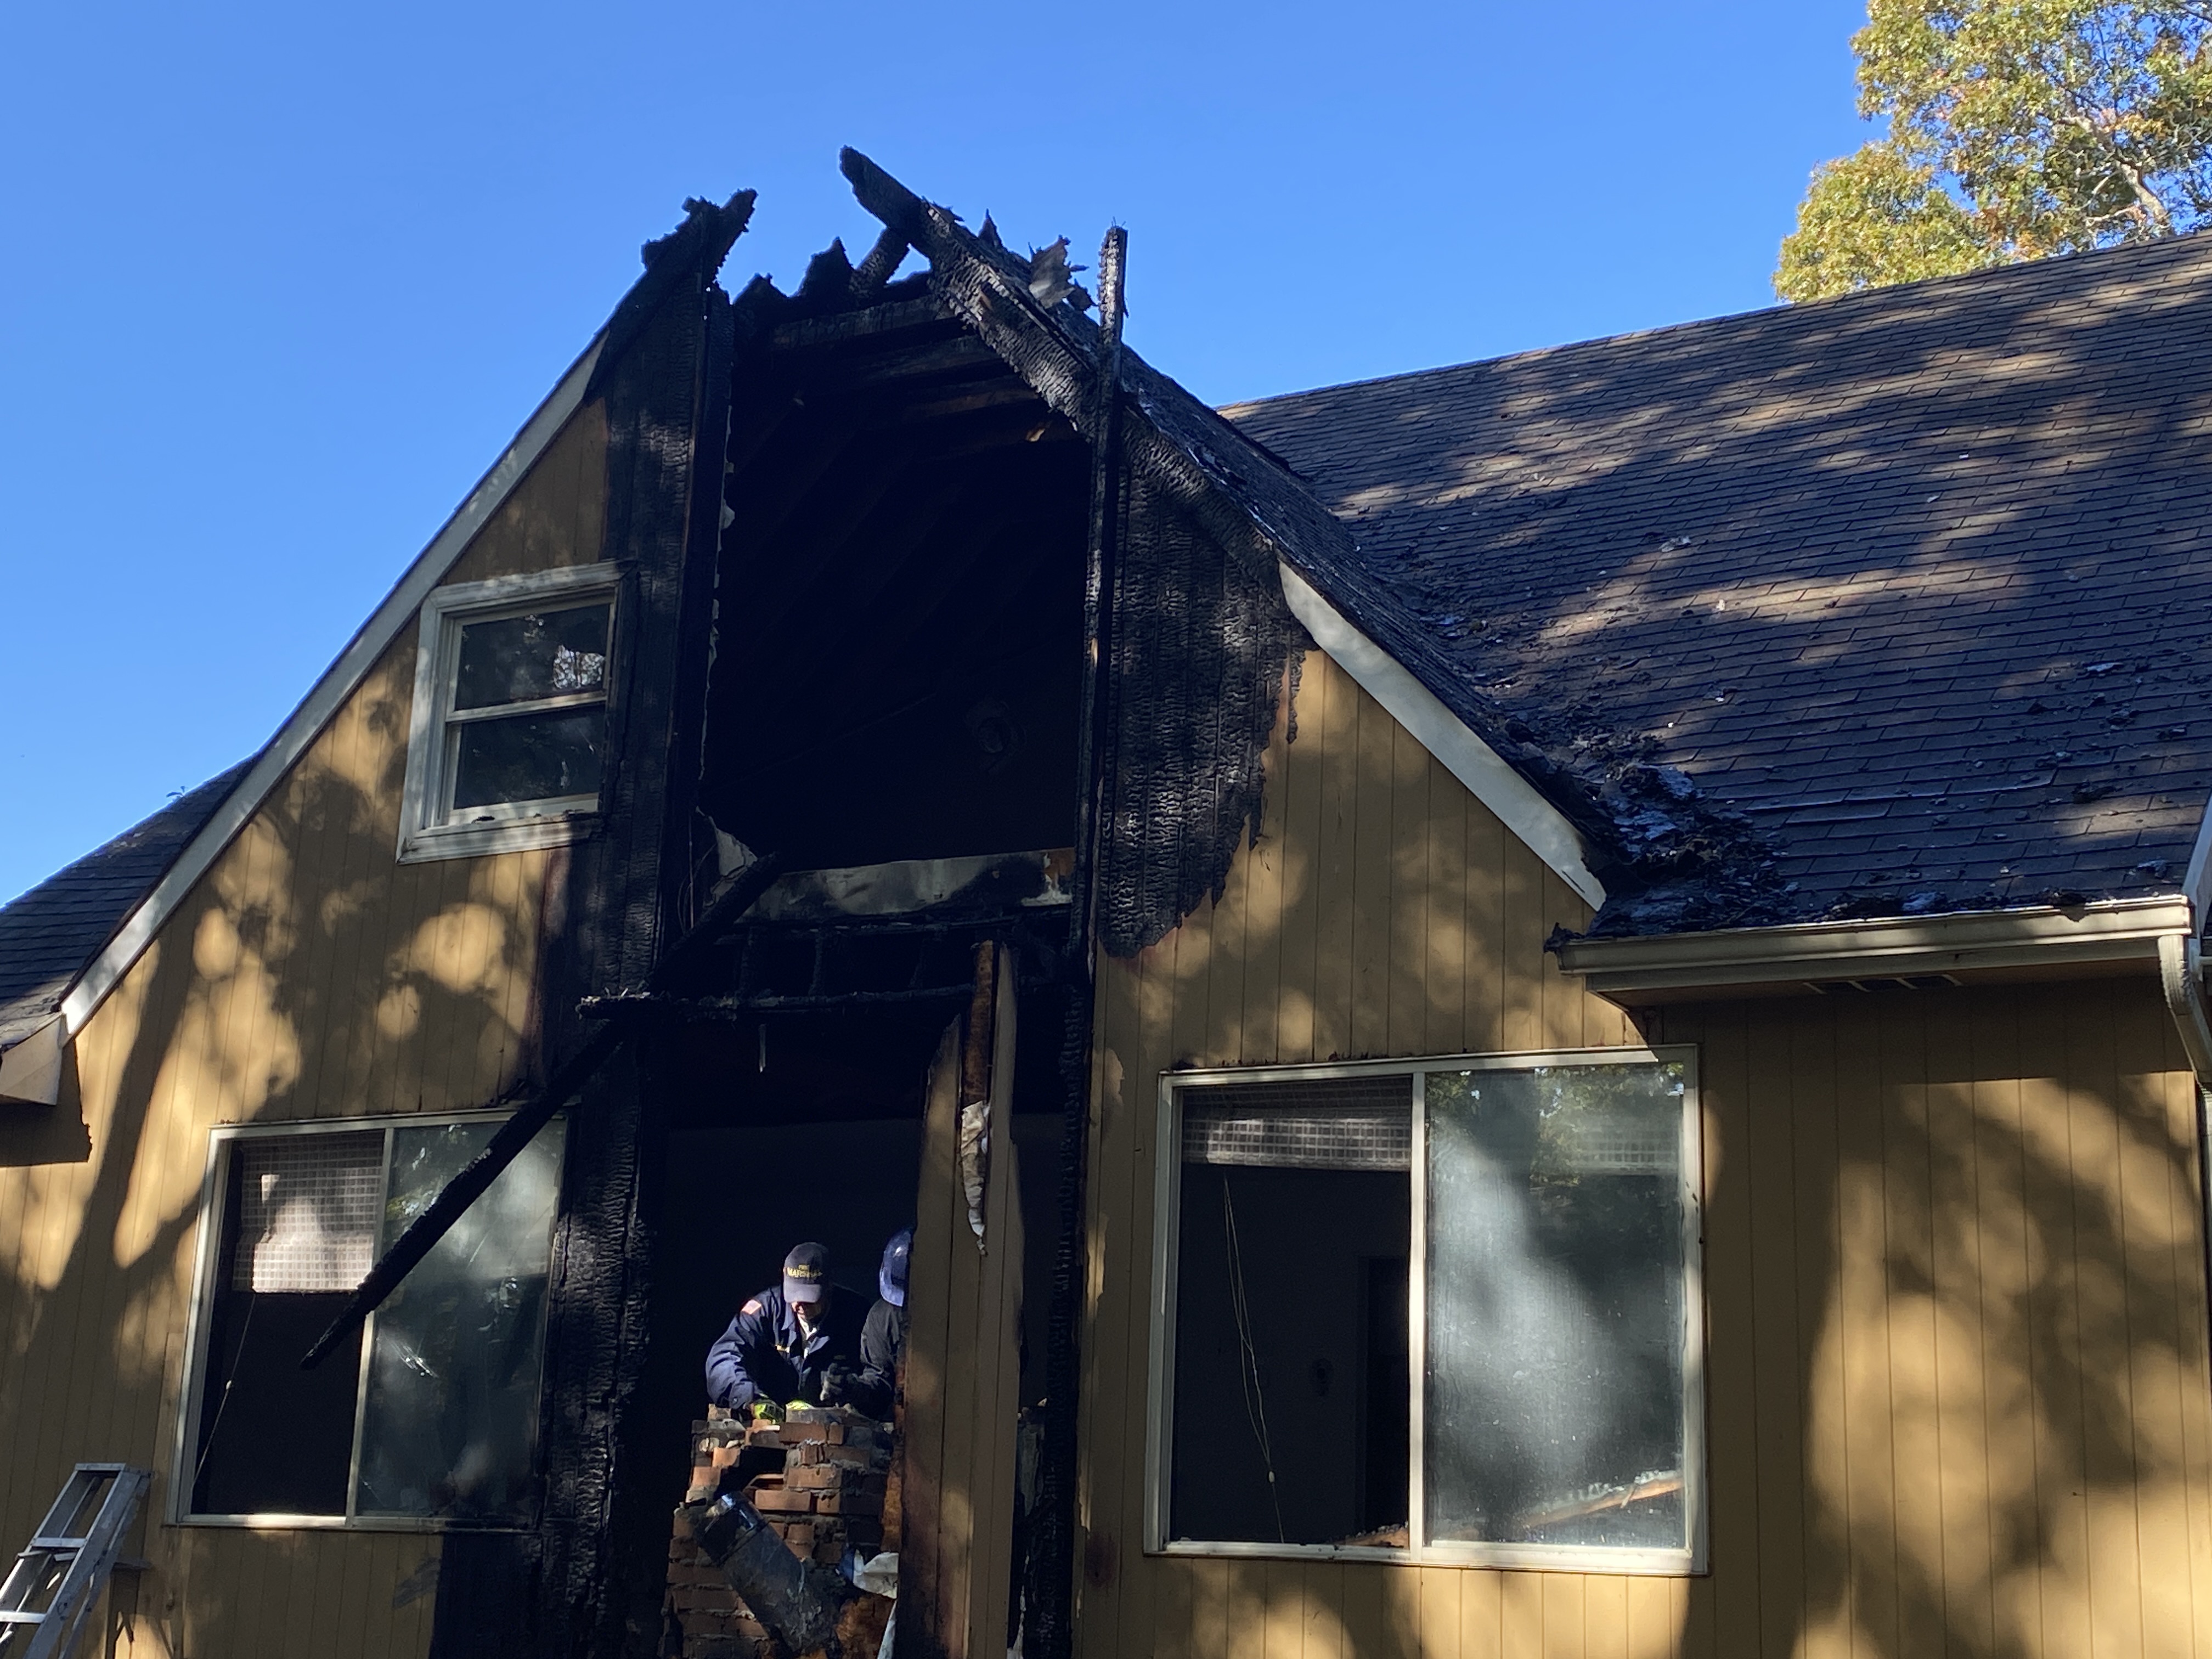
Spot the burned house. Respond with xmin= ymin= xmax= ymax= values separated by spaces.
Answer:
xmin=6 ymin=151 xmax=2212 ymax=1658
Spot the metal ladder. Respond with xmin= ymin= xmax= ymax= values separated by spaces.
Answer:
xmin=0 ymin=1465 xmax=150 ymax=1659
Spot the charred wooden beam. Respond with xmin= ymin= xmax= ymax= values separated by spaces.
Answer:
xmin=582 ymin=985 xmax=978 ymax=1017
xmin=299 ymin=1020 xmax=624 ymax=1370
xmin=586 ymin=191 xmax=755 ymax=402
xmin=769 ymin=295 xmax=951 ymax=352
xmin=840 ymin=148 xmax=1293 ymax=601
xmin=850 ymin=224 xmax=911 ymax=298
xmin=795 ymin=238 xmax=857 ymax=307
xmin=1032 ymin=223 xmax=1127 ymax=1659
xmin=888 ymin=381 xmax=1050 ymax=422
xmin=799 ymin=335 xmax=1006 ymax=392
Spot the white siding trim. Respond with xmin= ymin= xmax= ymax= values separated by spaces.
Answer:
xmin=59 ymin=334 xmax=607 ymax=1037
xmin=1277 ymin=560 xmax=1607 ymax=909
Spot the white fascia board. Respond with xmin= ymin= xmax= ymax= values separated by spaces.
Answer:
xmin=0 ymin=1015 xmax=65 ymax=1105
xmin=1556 ymin=895 xmax=2193 ymax=994
xmin=59 ymin=333 xmax=607 ymax=1038
xmin=1277 ymin=560 xmax=1607 ymax=910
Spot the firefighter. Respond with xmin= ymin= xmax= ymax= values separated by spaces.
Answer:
xmin=853 ymin=1226 xmax=912 ymax=1419
xmin=705 ymin=1242 xmax=868 ymax=1415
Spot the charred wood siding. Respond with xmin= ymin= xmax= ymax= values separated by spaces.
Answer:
xmin=1096 ymin=475 xmax=1305 ymax=961
xmin=520 ymin=226 xmax=735 ymax=1659
xmin=0 ymin=406 xmax=610 ymax=1659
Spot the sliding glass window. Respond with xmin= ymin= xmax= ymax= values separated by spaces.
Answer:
xmin=176 ymin=1112 xmax=566 ymax=1528
xmin=1149 ymin=1048 xmax=1703 ymax=1574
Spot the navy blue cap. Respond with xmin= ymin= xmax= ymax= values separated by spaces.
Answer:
xmin=879 ymin=1228 xmax=913 ymax=1308
xmin=783 ymin=1242 xmax=830 ymax=1305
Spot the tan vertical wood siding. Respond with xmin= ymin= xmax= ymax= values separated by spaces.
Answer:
xmin=1073 ymin=646 xmax=2212 ymax=1659
xmin=902 ymin=952 xmax=1027 ymax=1659
xmin=0 ymin=403 xmax=607 ymax=1658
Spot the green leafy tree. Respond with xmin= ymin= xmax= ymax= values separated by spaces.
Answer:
xmin=1776 ymin=2 xmax=2212 ymax=301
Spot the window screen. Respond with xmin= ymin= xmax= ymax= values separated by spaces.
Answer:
xmin=1161 ymin=1053 xmax=1700 ymax=1568
xmin=231 ymin=1135 xmax=381 ymax=1292
xmin=188 ymin=1116 xmax=565 ymax=1523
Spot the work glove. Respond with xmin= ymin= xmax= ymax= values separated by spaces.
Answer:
xmin=820 ymin=1361 xmax=856 ymax=1407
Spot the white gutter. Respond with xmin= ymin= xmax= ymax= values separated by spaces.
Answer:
xmin=1555 ymin=895 xmax=2193 ymax=996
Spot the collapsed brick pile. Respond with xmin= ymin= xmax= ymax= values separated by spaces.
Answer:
xmin=664 ymin=1406 xmax=895 ymax=1659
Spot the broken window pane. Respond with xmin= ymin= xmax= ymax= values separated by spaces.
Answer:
xmin=353 ymin=1116 xmax=565 ymax=1521
xmin=1170 ymin=1076 xmax=1411 ymax=1547
xmin=454 ymin=605 xmax=611 ymax=710
xmin=1423 ymin=1062 xmax=1689 ymax=1551
xmin=190 ymin=1131 xmax=382 ymax=1517
xmin=452 ymin=707 xmax=605 ymax=811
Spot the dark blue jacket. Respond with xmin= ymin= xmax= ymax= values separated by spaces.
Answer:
xmin=853 ymin=1297 xmax=908 ymax=1420
xmin=704 ymin=1284 xmax=867 ymax=1413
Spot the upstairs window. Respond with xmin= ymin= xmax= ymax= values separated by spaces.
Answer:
xmin=399 ymin=565 xmax=618 ymax=862
xmin=177 ymin=1113 xmax=566 ymax=1527
xmin=1150 ymin=1047 xmax=1703 ymax=1574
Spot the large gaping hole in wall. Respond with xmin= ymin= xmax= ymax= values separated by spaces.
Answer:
xmin=700 ymin=302 xmax=1086 ymax=871
xmin=635 ymin=934 xmax=1068 ymax=1652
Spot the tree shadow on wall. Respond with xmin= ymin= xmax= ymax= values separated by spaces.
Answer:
xmin=1687 ymin=980 xmax=2207 ymax=1659
xmin=0 ymin=679 xmax=553 ymax=1652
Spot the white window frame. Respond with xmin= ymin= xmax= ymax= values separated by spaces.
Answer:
xmin=171 ymin=1109 xmax=560 ymax=1532
xmin=1143 ymin=1045 xmax=1707 ymax=1575
xmin=397 ymin=563 xmax=620 ymax=863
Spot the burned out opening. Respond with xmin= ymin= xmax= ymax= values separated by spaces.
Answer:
xmin=701 ymin=296 xmax=1087 ymax=871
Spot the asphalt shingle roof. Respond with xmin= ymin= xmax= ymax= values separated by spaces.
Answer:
xmin=0 ymin=765 xmax=246 ymax=1047
xmin=1224 ymin=234 xmax=2212 ymax=933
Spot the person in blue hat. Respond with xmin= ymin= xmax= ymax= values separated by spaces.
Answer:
xmin=704 ymin=1241 xmax=868 ymax=1415
xmin=852 ymin=1227 xmax=912 ymax=1420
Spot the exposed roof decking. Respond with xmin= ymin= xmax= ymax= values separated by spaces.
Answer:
xmin=1226 ymin=234 xmax=2212 ymax=931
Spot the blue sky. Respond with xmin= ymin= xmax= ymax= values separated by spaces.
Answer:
xmin=0 ymin=0 xmax=1870 ymax=903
